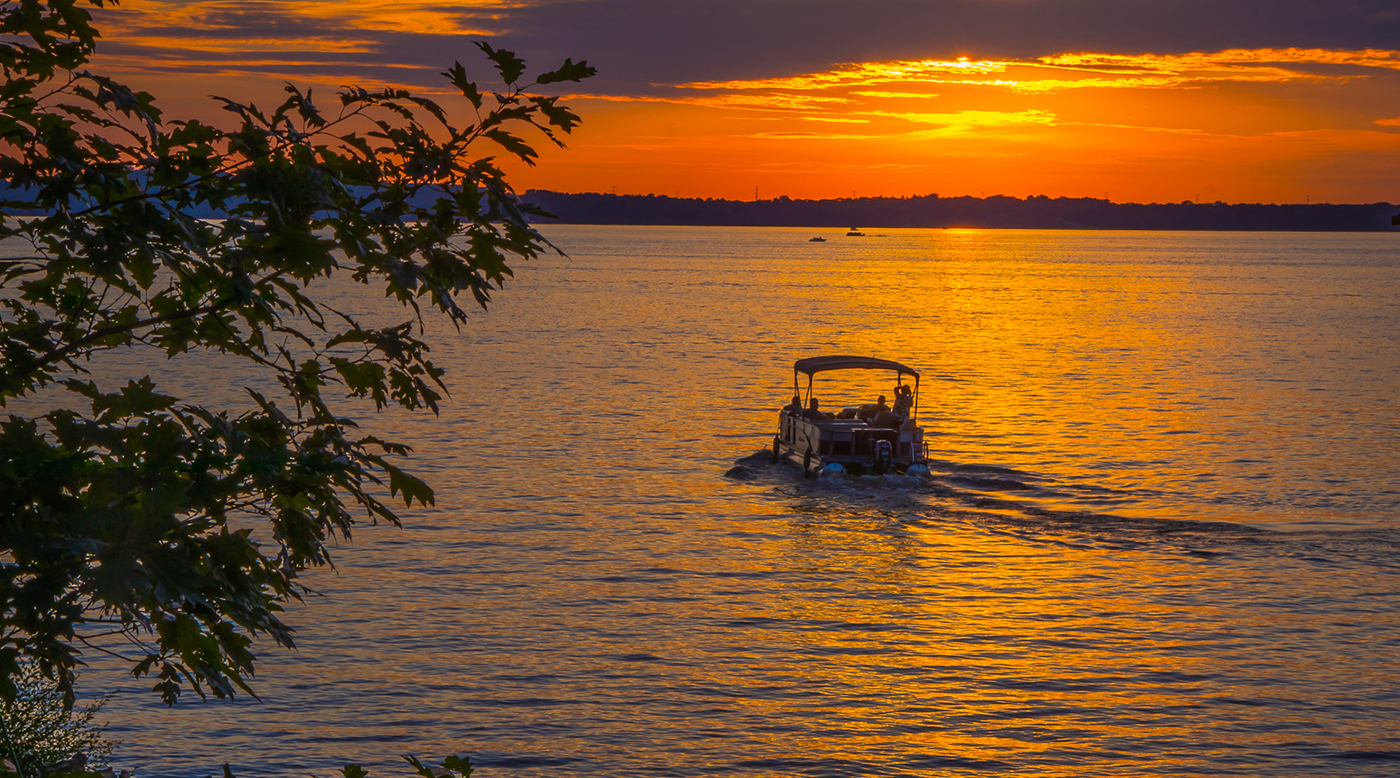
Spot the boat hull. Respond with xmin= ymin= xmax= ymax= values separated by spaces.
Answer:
xmin=774 ymin=412 xmax=926 ymax=477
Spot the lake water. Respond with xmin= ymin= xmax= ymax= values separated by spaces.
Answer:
xmin=55 ymin=226 xmax=1400 ymax=776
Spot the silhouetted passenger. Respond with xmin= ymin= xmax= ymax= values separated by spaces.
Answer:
xmin=784 ymin=395 xmax=802 ymax=415
xmin=893 ymin=385 xmax=913 ymax=419
xmin=802 ymin=397 xmax=832 ymax=421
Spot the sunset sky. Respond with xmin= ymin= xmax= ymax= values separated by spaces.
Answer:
xmin=86 ymin=0 xmax=1400 ymax=204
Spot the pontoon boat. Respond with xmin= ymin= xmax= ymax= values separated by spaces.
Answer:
xmin=773 ymin=355 xmax=931 ymax=478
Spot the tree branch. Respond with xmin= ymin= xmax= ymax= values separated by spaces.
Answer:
xmin=19 ymin=269 xmax=290 ymax=382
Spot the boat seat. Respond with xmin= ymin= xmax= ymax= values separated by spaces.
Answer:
xmin=872 ymin=411 xmax=899 ymax=428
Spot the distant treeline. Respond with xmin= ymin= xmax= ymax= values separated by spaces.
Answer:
xmin=5 ymin=183 xmax=1397 ymax=231
xmin=523 ymin=191 xmax=1400 ymax=232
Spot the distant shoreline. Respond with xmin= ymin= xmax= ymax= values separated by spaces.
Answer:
xmin=523 ymin=190 xmax=1400 ymax=232
xmin=5 ymin=186 xmax=1397 ymax=232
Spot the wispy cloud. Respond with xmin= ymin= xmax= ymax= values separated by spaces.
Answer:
xmin=109 ymin=0 xmax=510 ymax=41
xmin=571 ymin=92 xmax=851 ymax=111
xmin=684 ymin=58 xmax=1007 ymax=91
xmin=747 ymin=110 xmax=1058 ymax=141
xmin=1041 ymin=48 xmax=1400 ymax=73
xmin=676 ymin=47 xmax=1400 ymax=95
xmin=748 ymin=131 xmax=878 ymax=140
xmin=869 ymin=109 xmax=1058 ymax=128
xmin=851 ymin=91 xmax=941 ymax=99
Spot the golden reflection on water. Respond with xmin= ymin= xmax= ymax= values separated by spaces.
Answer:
xmin=675 ymin=509 xmax=1390 ymax=773
xmin=54 ymin=226 xmax=1400 ymax=776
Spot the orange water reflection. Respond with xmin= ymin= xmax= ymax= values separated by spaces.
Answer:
xmin=62 ymin=226 xmax=1400 ymax=776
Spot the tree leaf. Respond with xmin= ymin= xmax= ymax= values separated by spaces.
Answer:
xmin=483 ymin=129 xmax=538 ymax=165
xmin=535 ymin=58 xmax=595 ymax=84
xmin=474 ymin=41 xmax=525 ymax=84
xmin=382 ymin=461 xmax=435 ymax=508
xmin=442 ymin=755 xmax=474 ymax=777
xmin=442 ymin=62 xmax=484 ymax=110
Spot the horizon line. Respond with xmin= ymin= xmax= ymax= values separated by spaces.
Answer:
xmin=522 ymin=190 xmax=1400 ymax=208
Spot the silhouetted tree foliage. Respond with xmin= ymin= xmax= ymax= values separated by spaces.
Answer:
xmin=0 ymin=0 xmax=593 ymax=713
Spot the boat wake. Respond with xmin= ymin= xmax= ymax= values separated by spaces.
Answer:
xmin=725 ymin=448 xmax=1400 ymax=564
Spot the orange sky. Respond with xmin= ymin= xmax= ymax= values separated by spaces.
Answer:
xmin=84 ymin=0 xmax=1400 ymax=204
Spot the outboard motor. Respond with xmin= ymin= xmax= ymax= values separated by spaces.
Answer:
xmin=873 ymin=440 xmax=893 ymax=475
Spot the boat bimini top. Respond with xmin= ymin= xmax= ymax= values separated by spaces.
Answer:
xmin=794 ymin=355 xmax=919 ymax=379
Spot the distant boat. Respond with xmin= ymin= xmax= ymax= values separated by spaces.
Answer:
xmin=845 ymin=227 xmax=865 ymax=236
xmin=809 ymin=237 xmax=827 ymax=242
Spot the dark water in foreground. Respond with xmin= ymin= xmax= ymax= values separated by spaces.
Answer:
xmin=58 ymin=227 xmax=1400 ymax=775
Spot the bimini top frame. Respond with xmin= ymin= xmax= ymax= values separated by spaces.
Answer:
xmin=794 ymin=355 xmax=919 ymax=379
xmin=792 ymin=354 xmax=922 ymax=420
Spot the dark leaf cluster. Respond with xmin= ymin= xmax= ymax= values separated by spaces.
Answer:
xmin=0 ymin=0 xmax=592 ymax=708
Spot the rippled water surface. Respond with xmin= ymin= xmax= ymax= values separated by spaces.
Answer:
xmin=66 ymin=227 xmax=1400 ymax=776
